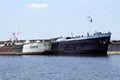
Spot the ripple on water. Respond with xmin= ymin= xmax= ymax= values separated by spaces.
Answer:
xmin=0 ymin=55 xmax=120 ymax=80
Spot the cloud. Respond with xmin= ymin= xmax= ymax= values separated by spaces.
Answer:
xmin=26 ymin=3 xmax=48 ymax=9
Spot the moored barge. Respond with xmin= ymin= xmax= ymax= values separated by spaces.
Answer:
xmin=51 ymin=32 xmax=111 ymax=56
xmin=0 ymin=40 xmax=51 ymax=55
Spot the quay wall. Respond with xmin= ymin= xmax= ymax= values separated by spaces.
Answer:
xmin=108 ymin=41 xmax=120 ymax=54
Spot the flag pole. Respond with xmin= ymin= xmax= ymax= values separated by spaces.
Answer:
xmin=87 ymin=12 xmax=93 ymax=35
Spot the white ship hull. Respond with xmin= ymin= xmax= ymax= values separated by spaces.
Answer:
xmin=22 ymin=41 xmax=51 ymax=54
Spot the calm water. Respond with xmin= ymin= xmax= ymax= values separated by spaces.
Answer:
xmin=0 ymin=55 xmax=120 ymax=80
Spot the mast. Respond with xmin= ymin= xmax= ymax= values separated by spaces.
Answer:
xmin=87 ymin=12 xmax=93 ymax=35
xmin=12 ymin=27 xmax=21 ymax=42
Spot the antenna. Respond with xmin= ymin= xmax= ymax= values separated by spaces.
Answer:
xmin=12 ymin=25 xmax=21 ymax=42
xmin=71 ymin=32 xmax=73 ymax=38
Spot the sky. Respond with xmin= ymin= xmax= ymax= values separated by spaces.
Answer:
xmin=0 ymin=0 xmax=120 ymax=40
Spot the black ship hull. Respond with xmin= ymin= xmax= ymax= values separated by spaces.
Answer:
xmin=51 ymin=35 xmax=111 ymax=56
